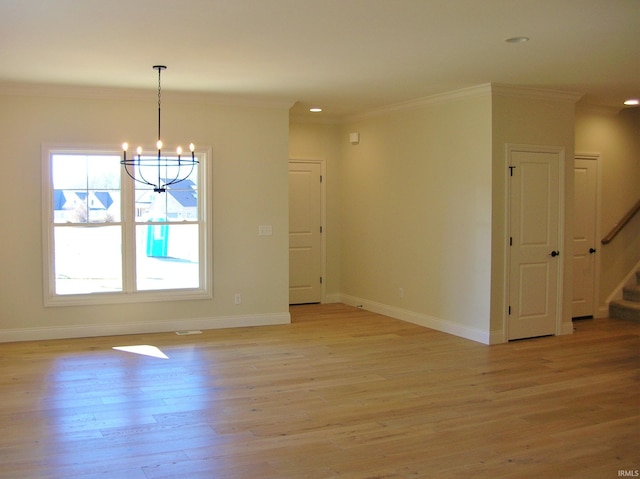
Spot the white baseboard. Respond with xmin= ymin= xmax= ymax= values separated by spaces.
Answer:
xmin=561 ymin=321 xmax=575 ymax=335
xmin=340 ymin=294 xmax=492 ymax=345
xmin=489 ymin=329 xmax=506 ymax=345
xmin=595 ymin=305 xmax=609 ymax=319
xmin=0 ymin=312 xmax=291 ymax=343
xmin=323 ymin=293 xmax=342 ymax=304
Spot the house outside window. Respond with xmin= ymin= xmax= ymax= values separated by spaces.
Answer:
xmin=42 ymin=145 xmax=211 ymax=306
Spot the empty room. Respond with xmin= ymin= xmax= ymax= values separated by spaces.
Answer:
xmin=0 ymin=1 xmax=638 ymax=478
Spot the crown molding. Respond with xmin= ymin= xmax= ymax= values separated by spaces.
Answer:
xmin=344 ymin=84 xmax=492 ymax=123
xmin=289 ymin=112 xmax=343 ymax=125
xmin=342 ymin=83 xmax=585 ymax=123
xmin=0 ymin=81 xmax=294 ymax=110
xmin=491 ymin=83 xmax=584 ymax=103
xmin=575 ymin=101 xmax=627 ymax=116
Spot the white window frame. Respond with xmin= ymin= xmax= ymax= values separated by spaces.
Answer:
xmin=41 ymin=143 xmax=212 ymax=307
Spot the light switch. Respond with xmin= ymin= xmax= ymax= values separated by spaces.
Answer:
xmin=258 ymin=225 xmax=273 ymax=236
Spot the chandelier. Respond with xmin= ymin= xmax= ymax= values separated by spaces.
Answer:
xmin=121 ymin=65 xmax=198 ymax=193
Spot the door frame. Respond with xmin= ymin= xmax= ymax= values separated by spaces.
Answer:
xmin=503 ymin=143 xmax=566 ymax=341
xmin=574 ymin=152 xmax=603 ymax=317
xmin=289 ymin=158 xmax=327 ymax=303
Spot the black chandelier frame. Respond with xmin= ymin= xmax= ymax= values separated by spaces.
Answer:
xmin=121 ymin=65 xmax=198 ymax=193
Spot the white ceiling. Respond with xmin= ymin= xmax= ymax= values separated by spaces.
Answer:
xmin=0 ymin=0 xmax=638 ymax=120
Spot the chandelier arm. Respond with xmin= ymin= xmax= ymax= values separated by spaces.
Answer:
xmin=122 ymin=157 xmax=162 ymax=190
xmin=122 ymin=163 xmax=138 ymax=183
xmin=163 ymin=162 xmax=197 ymax=188
xmin=138 ymin=161 xmax=157 ymax=189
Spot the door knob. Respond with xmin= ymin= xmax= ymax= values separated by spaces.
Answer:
xmin=549 ymin=250 xmax=560 ymax=257
xmin=589 ymin=247 xmax=596 ymax=254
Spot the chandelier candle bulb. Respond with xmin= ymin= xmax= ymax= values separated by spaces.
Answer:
xmin=176 ymin=146 xmax=183 ymax=156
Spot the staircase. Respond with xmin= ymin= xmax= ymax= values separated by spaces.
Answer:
xmin=609 ymin=269 xmax=640 ymax=321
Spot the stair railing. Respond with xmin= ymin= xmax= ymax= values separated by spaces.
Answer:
xmin=601 ymin=198 xmax=640 ymax=245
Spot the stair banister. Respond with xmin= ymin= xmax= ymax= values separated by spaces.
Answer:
xmin=601 ymin=198 xmax=640 ymax=245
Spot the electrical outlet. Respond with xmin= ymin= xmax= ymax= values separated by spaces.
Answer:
xmin=234 ymin=293 xmax=242 ymax=305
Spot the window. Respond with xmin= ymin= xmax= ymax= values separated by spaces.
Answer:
xmin=42 ymin=145 xmax=211 ymax=306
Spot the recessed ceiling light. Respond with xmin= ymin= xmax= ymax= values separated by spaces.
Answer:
xmin=505 ymin=36 xmax=530 ymax=44
xmin=309 ymin=108 xmax=322 ymax=112
xmin=623 ymin=98 xmax=639 ymax=106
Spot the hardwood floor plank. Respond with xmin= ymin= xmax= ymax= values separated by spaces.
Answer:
xmin=0 ymin=305 xmax=637 ymax=478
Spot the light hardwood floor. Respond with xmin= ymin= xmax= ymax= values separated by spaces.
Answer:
xmin=0 ymin=304 xmax=638 ymax=479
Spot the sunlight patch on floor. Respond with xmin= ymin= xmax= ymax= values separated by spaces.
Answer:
xmin=112 ymin=345 xmax=169 ymax=359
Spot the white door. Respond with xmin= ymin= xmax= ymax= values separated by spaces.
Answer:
xmin=572 ymin=157 xmax=598 ymax=318
xmin=289 ymin=161 xmax=322 ymax=304
xmin=508 ymin=146 xmax=562 ymax=340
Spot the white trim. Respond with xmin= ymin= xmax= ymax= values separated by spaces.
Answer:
xmin=324 ymin=293 xmax=342 ymax=304
xmin=341 ymin=295 xmax=491 ymax=345
xmin=289 ymin=113 xmax=341 ymax=126
xmin=345 ymin=84 xmax=492 ymax=122
xmin=0 ymin=81 xmax=294 ymax=110
xmin=502 ymin=146 xmax=512 ymax=340
xmin=575 ymin=102 xmax=624 ymax=116
xmin=41 ymin=143 xmax=213 ymax=306
xmin=558 ymin=145 xmax=567 ymax=336
xmin=288 ymin=158 xmax=327 ymax=304
xmin=491 ymin=83 xmax=583 ymax=103
xmin=596 ymin=303 xmax=610 ymax=319
xmin=561 ymin=321 xmax=575 ymax=335
xmin=0 ymin=312 xmax=291 ymax=344
xmin=489 ymin=330 xmax=506 ymax=345
xmin=574 ymin=153 xmax=603 ymax=318
xmin=504 ymin=144 xmax=567 ymax=340
xmin=606 ymin=258 xmax=640 ymax=304
xmin=344 ymin=83 xmax=583 ymax=123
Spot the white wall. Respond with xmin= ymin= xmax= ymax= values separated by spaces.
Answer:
xmin=0 ymin=87 xmax=291 ymax=341
xmin=338 ymin=89 xmax=494 ymax=342
xmin=3 ymin=82 xmax=627 ymax=344
xmin=575 ymin=105 xmax=640 ymax=311
xmin=288 ymin=121 xmax=342 ymax=302
xmin=490 ymin=87 xmax=579 ymax=338
xmin=291 ymin=85 xmax=580 ymax=344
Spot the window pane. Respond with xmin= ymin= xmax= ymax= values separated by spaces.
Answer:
xmin=134 ymin=190 xmax=161 ymax=222
xmin=53 ymin=190 xmax=88 ymax=223
xmin=53 ymin=155 xmax=87 ymax=189
xmin=45 ymin=148 xmax=207 ymax=305
xmin=87 ymin=156 xmax=121 ymax=189
xmin=135 ymin=173 xmax=198 ymax=222
xmin=132 ymin=156 xmax=198 ymax=193
xmin=53 ymin=189 xmax=121 ymax=223
xmin=135 ymin=224 xmax=199 ymax=290
xmin=53 ymin=154 xmax=121 ymax=223
xmin=54 ymin=226 xmax=122 ymax=294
